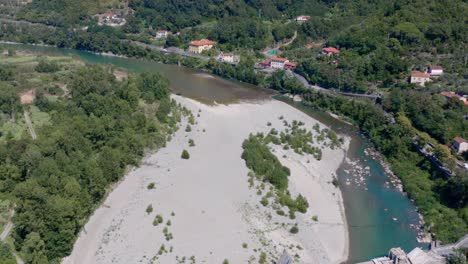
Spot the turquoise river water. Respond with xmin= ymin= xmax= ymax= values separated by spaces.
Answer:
xmin=1 ymin=43 xmax=427 ymax=263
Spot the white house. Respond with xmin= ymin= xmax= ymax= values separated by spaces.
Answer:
xmin=156 ymin=30 xmax=168 ymax=39
xmin=410 ymin=71 xmax=431 ymax=86
xmin=428 ymin=65 xmax=443 ymax=76
xmin=453 ymin=137 xmax=468 ymax=154
xmin=295 ymin=16 xmax=310 ymax=22
xmin=100 ymin=13 xmax=126 ymax=26
xmin=271 ymin=57 xmax=288 ymax=69
xmin=218 ymin=53 xmax=238 ymax=63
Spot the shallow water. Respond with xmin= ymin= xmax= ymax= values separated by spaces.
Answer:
xmin=275 ymin=97 xmax=427 ymax=263
xmin=2 ymin=43 xmax=427 ymax=262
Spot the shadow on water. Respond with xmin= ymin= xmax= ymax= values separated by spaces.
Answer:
xmin=4 ymin=43 xmax=427 ymax=263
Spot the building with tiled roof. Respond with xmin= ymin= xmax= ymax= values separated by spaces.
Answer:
xmin=322 ymin=47 xmax=341 ymax=55
xmin=188 ymin=39 xmax=216 ymax=54
xmin=428 ymin=65 xmax=444 ymax=76
xmin=271 ymin=57 xmax=289 ymax=69
xmin=410 ymin=71 xmax=431 ymax=86
xmin=453 ymin=137 xmax=468 ymax=154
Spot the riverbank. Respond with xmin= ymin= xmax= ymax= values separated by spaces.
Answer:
xmin=62 ymin=95 xmax=349 ymax=264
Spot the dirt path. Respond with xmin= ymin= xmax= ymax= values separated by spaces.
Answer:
xmin=23 ymin=111 xmax=37 ymax=140
xmin=0 ymin=221 xmax=13 ymax=241
xmin=0 ymin=211 xmax=24 ymax=264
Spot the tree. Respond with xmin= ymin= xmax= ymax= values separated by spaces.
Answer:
xmin=0 ymin=67 xmax=14 ymax=81
xmin=0 ymin=87 xmax=21 ymax=120
xmin=181 ymin=150 xmax=190 ymax=159
xmin=35 ymin=59 xmax=60 ymax=73
xmin=21 ymin=232 xmax=48 ymax=264
xmin=156 ymin=99 xmax=171 ymax=123
xmin=447 ymin=249 xmax=468 ymax=264
xmin=137 ymin=72 xmax=170 ymax=103
xmin=393 ymin=22 xmax=424 ymax=44
xmin=434 ymin=144 xmax=450 ymax=164
xmin=0 ymin=243 xmax=15 ymax=264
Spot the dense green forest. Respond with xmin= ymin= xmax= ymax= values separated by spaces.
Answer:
xmin=0 ymin=54 xmax=178 ymax=262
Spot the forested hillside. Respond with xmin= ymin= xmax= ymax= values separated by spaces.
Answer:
xmin=0 ymin=52 xmax=179 ymax=262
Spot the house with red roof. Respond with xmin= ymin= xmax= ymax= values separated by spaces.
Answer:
xmin=258 ymin=60 xmax=271 ymax=69
xmin=452 ymin=137 xmax=468 ymax=154
xmin=156 ymin=30 xmax=169 ymax=39
xmin=271 ymin=57 xmax=289 ymax=69
xmin=440 ymin=91 xmax=468 ymax=105
xmin=188 ymin=39 xmax=216 ymax=54
xmin=410 ymin=71 xmax=431 ymax=86
xmin=322 ymin=47 xmax=341 ymax=55
xmin=284 ymin=61 xmax=297 ymax=70
xmin=428 ymin=65 xmax=443 ymax=76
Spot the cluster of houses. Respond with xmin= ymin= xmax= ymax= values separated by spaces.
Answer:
xmin=97 ymin=13 xmax=126 ymax=26
xmin=410 ymin=66 xmax=444 ymax=86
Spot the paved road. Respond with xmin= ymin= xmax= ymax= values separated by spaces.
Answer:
xmin=24 ymin=111 xmax=37 ymax=140
xmin=129 ymin=41 xmax=211 ymax=61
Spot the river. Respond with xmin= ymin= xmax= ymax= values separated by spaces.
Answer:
xmin=1 ymin=43 xmax=426 ymax=263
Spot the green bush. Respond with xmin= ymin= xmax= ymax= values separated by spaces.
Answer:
xmin=181 ymin=149 xmax=190 ymax=159
xmin=289 ymin=225 xmax=299 ymax=234
xmin=153 ymin=215 xmax=163 ymax=226
xmin=146 ymin=204 xmax=153 ymax=214
xmin=241 ymin=134 xmax=289 ymax=190
xmin=147 ymin=182 xmax=156 ymax=189
xmin=35 ymin=59 xmax=60 ymax=73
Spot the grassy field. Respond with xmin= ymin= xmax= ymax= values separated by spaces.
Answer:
xmin=29 ymin=105 xmax=51 ymax=127
xmin=0 ymin=53 xmax=78 ymax=141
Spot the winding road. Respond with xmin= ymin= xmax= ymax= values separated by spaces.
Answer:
xmin=23 ymin=111 xmax=37 ymax=140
